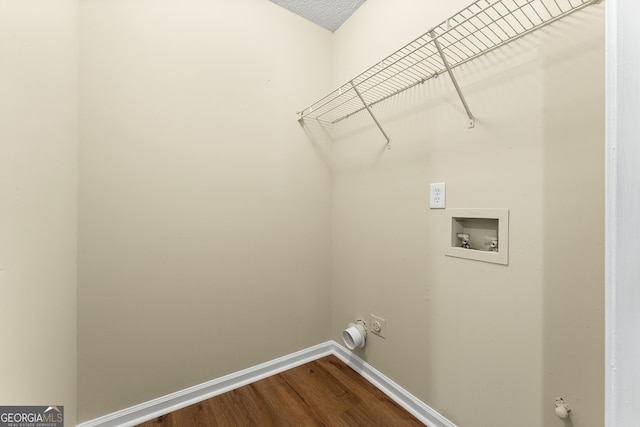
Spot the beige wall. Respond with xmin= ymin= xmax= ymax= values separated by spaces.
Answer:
xmin=0 ymin=1 xmax=78 ymax=425
xmin=77 ymin=0 xmax=333 ymax=421
xmin=327 ymin=1 xmax=604 ymax=426
xmin=2 ymin=0 xmax=602 ymax=424
xmin=542 ymin=20 xmax=605 ymax=426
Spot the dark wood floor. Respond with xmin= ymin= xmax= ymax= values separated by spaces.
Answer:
xmin=137 ymin=355 xmax=425 ymax=426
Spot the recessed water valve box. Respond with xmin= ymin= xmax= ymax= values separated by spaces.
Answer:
xmin=445 ymin=208 xmax=509 ymax=265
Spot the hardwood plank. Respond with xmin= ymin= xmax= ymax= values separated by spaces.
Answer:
xmin=206 ymin=387 xmax=261 ymax=426
xmin=173 ymin=401 xmax=218 ymax=427
xmin=244 ymin=378 xmax=315 ymax=426
xmin=137 ymin=355 xmax=425 ymax=426
xmin=319 ymin=356 xmax=424 ymax=426
xmin=274 ymin=361 xmax=353 ymax=426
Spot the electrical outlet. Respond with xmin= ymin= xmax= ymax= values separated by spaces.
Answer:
xmin=370 ymin=314 xmax=386 ymax=338
xmin=429 ymin=182 xmax=446 ymax=209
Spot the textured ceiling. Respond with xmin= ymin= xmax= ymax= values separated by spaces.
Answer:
xmin=269 ymin=0 xmax=366 ymax=32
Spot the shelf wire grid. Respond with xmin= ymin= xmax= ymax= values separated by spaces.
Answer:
xmin=298 ymin=0 xmax=597 ymax=124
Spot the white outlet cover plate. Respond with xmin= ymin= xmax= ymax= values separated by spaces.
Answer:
xmin=370 ymin=314 xmax=386 ymax=338
xmin=430 ymin=182 xmax=446 ymax=209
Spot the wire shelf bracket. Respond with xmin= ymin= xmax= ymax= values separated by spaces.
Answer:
xmin=297 ymin=0 xmax=601 ymax=146
xmin=350 ymin=80 xmax=393 ymax=149
xmin=429 ymin=28 xmax=476 ymax=129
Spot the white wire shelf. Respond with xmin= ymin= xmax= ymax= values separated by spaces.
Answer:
xmin=297 ymin=0 xmax=599 ymax=134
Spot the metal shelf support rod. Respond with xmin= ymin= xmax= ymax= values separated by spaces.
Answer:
xmin=429 ymin=29 xmax=476 ymax=129
xmin=350 ymin=80 xmax=392 ymax=149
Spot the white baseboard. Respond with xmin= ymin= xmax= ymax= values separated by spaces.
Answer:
xmin=77 ymin=340 xmax=456 ymax=427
